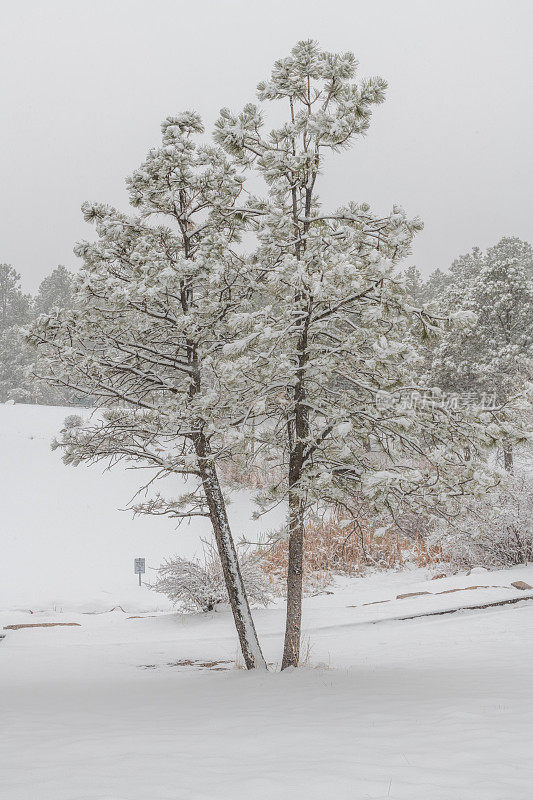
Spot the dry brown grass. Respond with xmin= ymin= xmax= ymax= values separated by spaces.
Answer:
xmin=219 ymin=458 xmax=442 ymax=588
xmin=257 ymin=512 xmax=441 ymax=592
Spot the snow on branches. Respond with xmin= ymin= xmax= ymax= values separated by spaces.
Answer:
xmin=430 ymin=237 xmax=533 ymax=404
xmin=213 ymin=41 xmax=519 ymax=538
xmin=149 ymin=545 xmax=273 ymax=613
xmin=27 ymin=39 xmax=532 ymax=669
xmin=212 ymin=40 xmax=526 ymax=667
xmin=29 ymin=109 xmax=267 ymax=669
xmin=432 ymin=474 xmax=533 ymax=571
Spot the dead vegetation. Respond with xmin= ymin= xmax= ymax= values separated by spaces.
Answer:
xmin=256 ymin=511 xmax=441 ymax=593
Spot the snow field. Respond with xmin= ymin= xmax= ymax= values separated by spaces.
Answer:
xmin=2 ymin=404 xmax=533 ymax=799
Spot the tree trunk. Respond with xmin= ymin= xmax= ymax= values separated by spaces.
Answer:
xmin=503 ymin=440 xmax=513 ymax=473
xmin=281 ymin=486 xmax=305 ymax=669
xmin=281 ymin=363 xmax=309 ymax=669
xmin=194 ymin=432 xmax=267 ymax=670
xmin=280 ymin=291 xmax=311 ymax=668
xmin=280 ymin=155 xmax=315 ymax=669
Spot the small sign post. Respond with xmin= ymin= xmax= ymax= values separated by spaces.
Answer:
xmin=134 ymin=558 xmax=146 ymax=586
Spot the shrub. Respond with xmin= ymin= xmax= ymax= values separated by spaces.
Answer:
xmin=432 ymin=474 xmax=533 ymax=571
xmin=148 ymin=545 xmax=273 ymax=612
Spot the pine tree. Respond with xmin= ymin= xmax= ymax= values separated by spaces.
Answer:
xmin=215 ymin=41 xmax=519 ymax=667
xmin=424 ymin=268 xmax=452 ymax=302
xmin=430 ymin=237 xmax=533 ymax=471
xmin=30 ymin=114 xmax=266 ymax=669
xmin=0 ymin=327 xmax=78 ymax=404
xmin=34 ymin=266 xmax=74 ymax=316
xmin=0 ymin=264 xmax=31 ymax=333
xmin=403 ymin=265 xmax=426 ymax=306
xmin=0 ymin=264 xmax=77 ymax=404
xmin=0 ymin=327 xmax=34 ymax=403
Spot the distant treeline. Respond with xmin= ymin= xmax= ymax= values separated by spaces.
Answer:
xmin=0 ymin=264 xmax=89 ymax=405
xmin=2 ymin=236 xmax=532 ymax=415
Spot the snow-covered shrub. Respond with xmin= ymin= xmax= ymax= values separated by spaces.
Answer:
xmin=63 ymin=414 xmax=83 ymax=430
xmin=149 ymin=546 xmax=273 ymax=613
xmin=433 ymin=475 xmax=533 ymax=571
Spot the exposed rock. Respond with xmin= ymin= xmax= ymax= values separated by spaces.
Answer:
xmin=361 ymin=599 xmax=391 ymax=606
xmin=436 ymin=585 xmax=491 ymax=595
xmin=4 ymin=622 xmax=81 ymax=630
xmin=396 ymin=591 xmax=431 ymax=600
xmin=511 ymin=581 xmax=533 ymax=591
xmin=371 ymin=593 xmax=533 ymax=624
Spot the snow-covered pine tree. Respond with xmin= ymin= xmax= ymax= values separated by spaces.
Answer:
xmin=0 ymin=326 xmax=73 ymax=404
xmin=430 ymin=237 xmax=533 ymax=471
xmin=0 ymin=264 xmax=78 ymax=405
xmin=214 ymin=41 xmax=520 ymax=668
xmin=423 ymin=268 xmax=452 ymax=302
xmin=0 ymin=263 xmax=58 ymax=403
xmin=0 ymin=263 xmax=31 ymax=333
xmin=0 ymin=326 xmax=35 ymax=403
xmin=403 ymin=266 xmax=426 ymax=307
xmin=29 ymin=113 xmax=266 ymax=669
xmin=402 ymin=247 xmax=490 ymax=401
xmin=33 ymin=265 xmax=74 ymax=316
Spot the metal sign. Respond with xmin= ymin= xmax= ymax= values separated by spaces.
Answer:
xmin=134 ymin=558 xmax=146 ymax=585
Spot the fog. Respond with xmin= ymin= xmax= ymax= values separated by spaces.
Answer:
xmin=1 ymin=0 xmax=532 ymax=291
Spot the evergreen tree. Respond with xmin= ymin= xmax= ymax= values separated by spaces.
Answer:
xmin=0 ymin=264 xmax=76 ymax=405
xmin=430 ymin=237 xmax=533 ymax=470
xmin=0 ymin=326 xmax=74 ymax=404
xmin=424 ymin=268 xmax=452 ymax=302
xmin=30 ymin=113 xmax=266 ymax=669
xmin=403 ymin=265 xmax=426 ymax=306
xmin=0 ymin=264 xmax=31 ymax=333
xmin=0 ymin=327 xmax=34 ymax=403
xmin=34 ymin=266 xmax=74 ymax=316
xmin=449 ymin=246 xmax=484 ymax=283
xmin=215 ymin=41 xmax=515 ymax=667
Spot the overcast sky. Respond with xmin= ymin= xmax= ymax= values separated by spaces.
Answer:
xmin=1 ymin=0 xmax=532 ymax=292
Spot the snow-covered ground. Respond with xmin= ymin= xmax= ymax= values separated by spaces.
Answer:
xmin=2 ymin=404 xmax=533 ymax=799
xmin=2 ymin=568 xmax=533 ymax=800
xmin=1 ymin=403 xmax=281 ymax=612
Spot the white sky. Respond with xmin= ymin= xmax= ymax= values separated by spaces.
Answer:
xmin=1 ymin=0 xmax=532 ymax=292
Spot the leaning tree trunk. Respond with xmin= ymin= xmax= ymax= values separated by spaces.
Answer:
xmin=194 ymin=432 xmax=267 ymax=670
xmin=503 ymin=440 xmax=514 ymax=473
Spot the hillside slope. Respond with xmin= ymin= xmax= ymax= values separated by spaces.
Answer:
xmin=1 ymin=404 xmax=278 ymax=611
